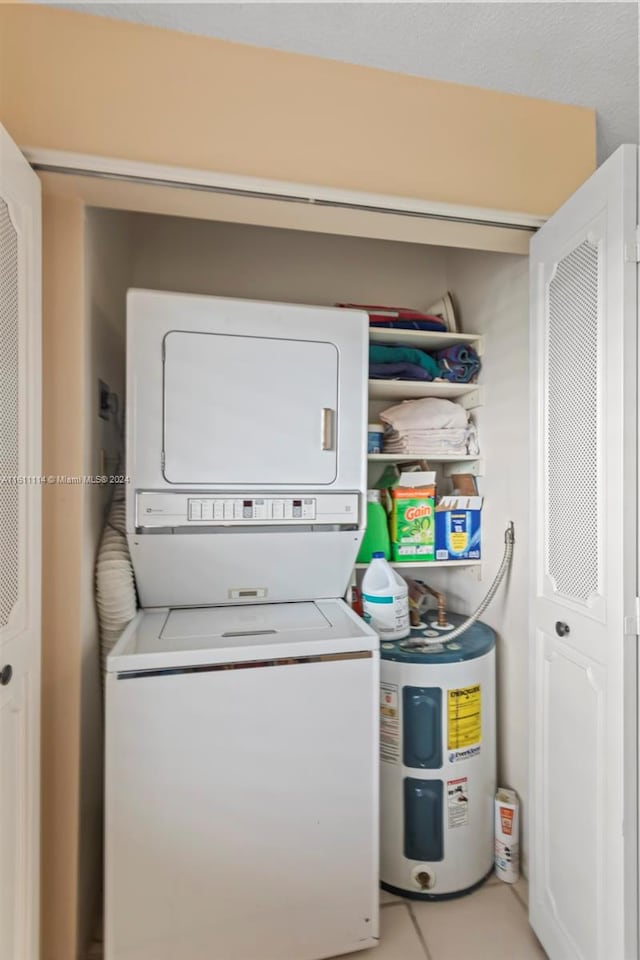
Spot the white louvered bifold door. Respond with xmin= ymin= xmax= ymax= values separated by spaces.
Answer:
xmin=0 ymin=125 xmax=41 ymax=960
xmin=530 ymin=145 xmax=638 ymax=960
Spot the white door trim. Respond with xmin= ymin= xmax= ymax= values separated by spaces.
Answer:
xmin=22 ymin=146 xmax=546 ymax=232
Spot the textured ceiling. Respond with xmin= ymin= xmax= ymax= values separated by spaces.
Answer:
xmin=57 ymin=2 xmax=639 ymax=162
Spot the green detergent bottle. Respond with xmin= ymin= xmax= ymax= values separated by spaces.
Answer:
xmin=357 ymin=490 xmax=391 ymax=563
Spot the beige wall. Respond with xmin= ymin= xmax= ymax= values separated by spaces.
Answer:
xmin=41 ymin=193 xmax=85 ymax=960
xmin=1 ymin=5 xmax=595 ymax=216
xmin=76 ymin=210 xmax=134 ymax=956
xmin=41 ymin=200 xmax=136 ymax=960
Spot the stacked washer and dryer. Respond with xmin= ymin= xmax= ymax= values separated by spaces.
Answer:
xmin=104 ymin=292 xmax=379 ymax=960
xmin=104 ymin=289 xmax=500 ymax=960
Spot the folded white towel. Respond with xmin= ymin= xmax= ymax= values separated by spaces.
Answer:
xmin=382 ymin=423 xmax=478 ymax=457
xmin=379 ymin=397 xmax=468 ymax=431
xmin=384 ymin=430 xmax=467 ymax=455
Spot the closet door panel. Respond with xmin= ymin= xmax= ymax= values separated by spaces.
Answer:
xmin=530 ymin=144 xmax=638 ymax=960
xmin=0 ymin=123 xmax=41 ymax=960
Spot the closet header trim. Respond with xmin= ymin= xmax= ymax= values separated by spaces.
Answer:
xmin=24 ymin=148 xmax=545 ymax=234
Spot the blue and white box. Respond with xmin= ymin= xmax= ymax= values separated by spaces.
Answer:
xmin=435 ymin=496 xmax=482 ymax=561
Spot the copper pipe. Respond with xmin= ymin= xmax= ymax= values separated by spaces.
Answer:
xmin=422 ymin=584 xmax=448 ymax=627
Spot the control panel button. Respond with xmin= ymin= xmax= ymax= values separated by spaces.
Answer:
xmin=202 ymin=500 xmax=214 ymax=521
xmin=188 ymin=499 xmax=202 ymax=521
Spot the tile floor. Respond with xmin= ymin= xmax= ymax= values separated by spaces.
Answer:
xmin=87 ymin=876 xmax=547 ymax=960
xmin=357 ymin=876 xmax=547 ymax=960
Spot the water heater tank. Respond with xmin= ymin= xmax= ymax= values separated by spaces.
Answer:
xmin=380 ymin=612 xmax=496 ymax=899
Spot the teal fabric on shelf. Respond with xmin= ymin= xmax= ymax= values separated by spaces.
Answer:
xmin=369 ymin=344 xmax=441 ymax=379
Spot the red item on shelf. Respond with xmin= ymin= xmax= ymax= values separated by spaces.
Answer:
xmin=336 ymin=303 xmax=445 ymax=324
xmin=350 ymin=585 xmax=364 ymax=618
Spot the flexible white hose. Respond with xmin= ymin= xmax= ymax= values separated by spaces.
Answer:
xmin=95 ymin=492 xmax=137 ymax=682
xmin=405 ymin=521 xmax=515 ymax=646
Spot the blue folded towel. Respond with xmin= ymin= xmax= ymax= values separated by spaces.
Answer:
xmin=435 ymin=345 xmax=481 ymax=383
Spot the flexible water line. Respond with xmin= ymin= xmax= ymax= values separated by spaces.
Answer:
xmin=95 ymin=490 xmax=138 ymax=687
xmin=404 ymin=521 xmax=515 ymax=646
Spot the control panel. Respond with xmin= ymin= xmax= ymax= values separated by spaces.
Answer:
xmin=187 ymin=498 xmax=316 ymax=522
xmin=135 ymin=491 xmax=360 ymax=529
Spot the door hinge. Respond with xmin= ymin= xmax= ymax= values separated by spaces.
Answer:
xmin=624 ymin=597 xmax=640 ymax=636
xmin=624 ymin=227 xmax=640 ymax=263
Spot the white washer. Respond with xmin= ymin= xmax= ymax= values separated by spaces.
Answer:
xmin=105 ymin=599 xmax=379 ymax=960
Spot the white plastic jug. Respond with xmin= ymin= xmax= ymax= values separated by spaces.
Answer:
xmin=362 ymin=552 xmax=410 ymax=641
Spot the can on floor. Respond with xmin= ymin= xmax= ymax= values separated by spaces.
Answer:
xmin=494 ymin=787 xmax=520 ymax=883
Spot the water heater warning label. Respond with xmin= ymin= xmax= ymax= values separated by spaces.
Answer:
xmin=447 ymin=776 xmax=469 ymax=829
xmin=447 ymin=684 xmax=481 ymax=755
xmin=380 ymin=682 xmax=400 ymax=764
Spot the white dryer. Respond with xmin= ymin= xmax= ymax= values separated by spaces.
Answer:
xmin=124 ymin=290 xmax=369 ymax=608
xmin=105 ymin=292 xmax=379 ymax=960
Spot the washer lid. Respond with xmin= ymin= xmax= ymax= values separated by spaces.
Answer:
xmin=106 ymin=599 xmax=378 ymax=673
xmin=161 ymin=602 xmax=330 ymax=642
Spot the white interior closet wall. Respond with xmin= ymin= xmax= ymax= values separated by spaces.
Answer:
xmin=80 ymin=209 xmax=134 ymax=950
xmin=128 ymin=213 xmax=450 ymax=308
xmin=427 ymin=247 xmax=530 ymax=866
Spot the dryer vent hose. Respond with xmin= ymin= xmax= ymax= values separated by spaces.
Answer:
xmin=406 ymin=521 xmax=515 ymax=646
xmin=95 ymin=493 xmax=138 ymax=684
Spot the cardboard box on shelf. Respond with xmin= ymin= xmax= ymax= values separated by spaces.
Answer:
xmin=390 ymin=471 xmax=436 ymax=562
xmin=435 ymin=496 xmax=482 ymax=561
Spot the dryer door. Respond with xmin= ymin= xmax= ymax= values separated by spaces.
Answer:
xmin=163 ymin=330 xmax=338 ymax=485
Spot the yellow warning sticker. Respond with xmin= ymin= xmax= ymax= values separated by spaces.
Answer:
xmin=380 ymin=682 xmax=400 ymax=764
xmin=447 ymin=684 xmax=481 ymax=750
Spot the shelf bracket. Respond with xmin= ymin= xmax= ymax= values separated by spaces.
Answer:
xmin=458 ymin=387 xmax=484 ymax=411
xmin=443 ymin=459 xmax=484 ymax=478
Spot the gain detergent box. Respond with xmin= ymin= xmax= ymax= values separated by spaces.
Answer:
xmin=435 ymin=496 xmax=482 ymax=561
xmin=390 ymin=471 xmax=436 ymax=562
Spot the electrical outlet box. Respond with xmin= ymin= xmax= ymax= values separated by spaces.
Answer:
xmin=99 ymin=380 xmax=110 ymax=420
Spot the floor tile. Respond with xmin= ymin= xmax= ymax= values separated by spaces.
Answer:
xmin=380 ymin=887 xmax=404 ymax=906
xmin=484 ymin=870 xmax=502 ymax=886
xmin=511 ymin=877 xmax=529 ymax=908
xmin=341 ymin=903 xmax=428 ymax=959
xmin=410 ymin=882 xmax=546 ymax=960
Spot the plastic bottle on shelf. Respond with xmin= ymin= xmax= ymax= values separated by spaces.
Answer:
xmin=362 ymin=553 xmax=410 ymax=640
xmin=356 ymin=490 xmax=391 ymax=563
